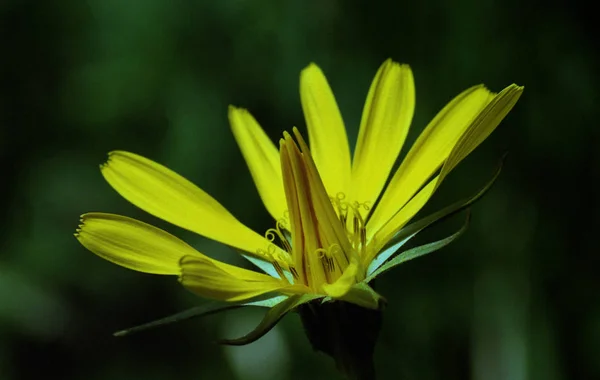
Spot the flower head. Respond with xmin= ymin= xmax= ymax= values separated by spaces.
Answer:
xmin=76 ymin=59 xmax=522 ymax=340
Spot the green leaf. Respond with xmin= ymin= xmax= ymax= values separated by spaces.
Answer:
xmin=219 ymin=294 xmax=321 ymax=346
xmin=367 ymin=155 xmax=504 ymax=276
xmin=366 ymin=212 xmax=470 ymax=282
xmin=113 ymin=295 xmax=288 ymax=337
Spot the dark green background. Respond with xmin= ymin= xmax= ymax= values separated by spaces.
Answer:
xmin=1 ymin=1 xmax=598 ymax=379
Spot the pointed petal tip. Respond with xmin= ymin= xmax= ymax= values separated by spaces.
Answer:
xmin=76 ymin=214 xmax=91 ymax=234
xmin=380 ymin=58 xmax=412 ymax=71
xmin=301 ymin=62 xmax=321 ymax=74
xmin=227 ymin=105 xmax=237 ymax=116
xmin=282 ymin=130 xmax=293 ymax=141
xmin=495 ymin=83 xmax=524 ymax=95
xmin=228 ymin=105 xmax=247 ymax=117
xmin=464 ymin=83 xmax=522 ymax=94
xmin=291 ymin=127 xmax=304 ymax=144
xmin=79 ymin=213 xmax=96 ymax=224
xmin=100 ymin=151 xmax=118 ymax=170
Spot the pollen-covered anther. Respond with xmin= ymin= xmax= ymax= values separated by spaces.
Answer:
xmin=315 ymin=244 xmax=348 ymax=285
xmin=256 ymin=246 xmax=293 ymax=284
xmin=289 ymin=266 xmax=300 ymax=281
xmin=271 ymin=261 xmax=288 ymax=284
xmin=316 ymin=248 xmax=335 ymax=273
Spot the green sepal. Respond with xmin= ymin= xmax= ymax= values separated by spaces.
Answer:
xmin=337 ymin=282 xmax=387 ymax=310
xmin=218 ymin=294 xmax=321 ymax=346
xmin=245 ymin=295 xmax=288 ymax=307
xmin=367 ymin=155 xmax=504 ymax=276
xmin=366 ymin=211 xmax=470 ymax=282
xmin=241 ymin=254 xmax=280 ymax=278
xmin=241 ymin=254 xmax=295 ymax=283
xmin=113 ymin=295 xmax=287 ymax=337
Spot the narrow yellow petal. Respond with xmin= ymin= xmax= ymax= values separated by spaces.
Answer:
xmin=367 ymin=178 xmax=437 ymax=263
xmin=369 ymin=84 xmax=524 ymax=252
xmin=229 ymin=106 xmax=287 ymax=221
xmin=300 ymin=63 xmax=351 ymax=197
xmin=279 ymin=136 xmax=308 ymax=284
xmin=350 ymin=60 xmax=415 ymax=209
xmin=282 ymin=132 xmax=326 ymax=287
xmin=321 ymin=258 xmax=358 ymax=298
xmin=75 ymin=213 xmax=200 ymax=275
xmin=367 ymin=85 xmax=495 ymax=235
xmin=292 ymin=128 xmax=353 ymax=259
xmin=279 ymin=129 xmax=355 ymax=289
xmin=180 ymin=255 xmax=297 ymax=302
xmin=100 ymin=151 xmax=274 ymax=261
xmin=441 ymin=84 xmax=524 ymax=176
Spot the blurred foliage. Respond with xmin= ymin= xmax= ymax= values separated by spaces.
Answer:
xmin=1 ymin=0 xmax=598 ymax=379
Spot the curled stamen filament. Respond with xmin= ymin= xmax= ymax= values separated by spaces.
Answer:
xmin=265 ymin=222 xmax=292 ymax=254
xmin=331 ymin=193 xmax=349 ymax=226
xmin=257 ymin=247 xmax=293 ymax=284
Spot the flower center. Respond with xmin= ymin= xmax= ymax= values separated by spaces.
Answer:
xmin=330 ymin=192 xmax=370 ymax=258
xmin=258 ymin=192 xmax=369 ymax=288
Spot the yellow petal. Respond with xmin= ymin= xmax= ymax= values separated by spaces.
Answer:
xmin=281 ymin=132 xmax=326 ymax=287
xmin=350 ymin=60 xmax=415 ymax=209
xmin=368 ymin=178 xmax=437 ymax=262
xmin=279 ymin=136 xmax=308 ymax=284
xmin=370 ymin=84 xmax=524 ymax=251
xmin=229 ymin=106 xmax=287 ymax=221
xmin=75 ymin=213 xmax=200 ymax=275
xmin=101 ymin=151 xmax=273 ymax=261
xmin=321 ymin=258 xmax=359 ymax=298
xmin=300 ymin=63 xmax=351 ymax=197
xmin=180 ymin=255 xmax=296 ymax=302
xmin=441 ymin=84 xmax=524 ymax=176
xmin=279 ymin=130 xmax=354 ymax=289
xmin=293 ymin=128 xmax=353 ymax=258
xmin=367 ymin=85 xmax=495 ymax=235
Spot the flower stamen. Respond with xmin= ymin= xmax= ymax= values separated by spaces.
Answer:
xmin=330 ymin=193 xmax=370 ymax=258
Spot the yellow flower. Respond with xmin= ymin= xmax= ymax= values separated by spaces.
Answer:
xmin=76 ymin=59 xmax=522 ymax=332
